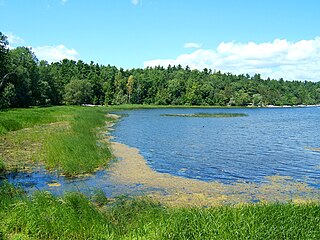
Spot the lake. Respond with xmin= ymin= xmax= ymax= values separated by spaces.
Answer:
xmin=112 ymin=107 xmax=320 ymax=188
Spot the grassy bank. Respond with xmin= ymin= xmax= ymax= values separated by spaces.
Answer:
xmin=0 ymin=183 xmax=319 ymax=240
xmin=0 ymin=106 xmax=113 ymax=176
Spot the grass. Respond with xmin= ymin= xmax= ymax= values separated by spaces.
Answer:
xmin=0 ymin=183 xmax=319 ymax=239
xmin=0 ymin=106 xmax=113 ymax=176
xmin=0 ymin=106 xmax=75 ymax=136
xmin=161 ymin=112 xmax=248 ymax=118
xmin=0 ymin=157 xmax=5 ymax=173
xmin=43 ymin=107 xmax=113 ymax=176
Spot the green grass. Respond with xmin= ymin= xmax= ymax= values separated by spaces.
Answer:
xmin=0 ymin=157 xmax=5 ymax=173
xmin=161 ymin=112 xmax=248 ymax=118
xmin=0 ymin=106 xmax=113 ymax=176
xmin=0 ymin=106 xmax=76 ymax=136
xmin=43 ymin=107 xmax=113 ymax=176
xmin=0 ymin=183 xmax=319 ymax=240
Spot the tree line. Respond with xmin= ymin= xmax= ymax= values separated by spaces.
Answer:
xmin=1 ymin=32 xmax=320 ymax=109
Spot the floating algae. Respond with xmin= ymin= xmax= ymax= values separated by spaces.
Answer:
xmin=110 ymin=142 xmax=320 ymax=207
xmin=305 ymin=147 xmax=320 ymax=152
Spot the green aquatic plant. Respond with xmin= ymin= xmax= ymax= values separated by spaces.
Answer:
xmin=91 ymin=189 xmax=109 ymax=206
xmin=161 ymin=112 xmax=248 ymax=118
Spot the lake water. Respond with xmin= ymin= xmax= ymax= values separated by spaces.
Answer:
xmin=112 ymin=107 xmax=320 ymax=188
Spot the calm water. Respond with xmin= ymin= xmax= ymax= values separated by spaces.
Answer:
xmin=112 ymin=107 xmax=320 ymax=188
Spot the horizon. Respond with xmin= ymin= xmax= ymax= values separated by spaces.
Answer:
xmin=1 ymin=0 xmax=320 ymax=82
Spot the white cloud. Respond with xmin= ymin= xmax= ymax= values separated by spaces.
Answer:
xmin=5 ymin=32 xmax=25 ymax=48
xmin=144 ymin=37 xmax=320 ymax=82
xmin=33 ymin=44 xmax=79 ymax=63
xmin=61 ymin=0 xmax=67 ymax=4
xmin=4 ymin=33 xmax=79 ymax=63
xmin=131 ymin=0 xmax=139 ymax=5
xmin=184 ymin=42 xmax=202 ymax=49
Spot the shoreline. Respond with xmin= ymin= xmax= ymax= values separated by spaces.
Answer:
xmin=109 ymin=140 xmax=320 ymax=207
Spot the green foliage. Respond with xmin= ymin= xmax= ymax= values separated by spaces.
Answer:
xmin=1 ymin=32 xmax=320 ymax=109
xmin=7 ymin=47 xmax=40 ymax=107
xmin=64 ymin=78 xmax=93 ymax=105
xmin=0 ymin=32 xmax=9 ymax=79
xmin=0 ymin=186 xmax=319 ymax=240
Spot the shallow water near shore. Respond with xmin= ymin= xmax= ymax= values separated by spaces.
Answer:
xmin=112 ymin=107 xmax=320 ymax=188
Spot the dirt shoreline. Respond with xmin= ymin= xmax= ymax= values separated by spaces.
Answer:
xmin=109 ymin=141 xmax=320 ymax=207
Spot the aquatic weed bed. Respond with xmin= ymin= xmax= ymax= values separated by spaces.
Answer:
xmin=161 ymin=112 xmax=248 ymax=117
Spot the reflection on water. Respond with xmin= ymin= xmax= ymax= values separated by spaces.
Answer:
xmin=112 ymin=107 xmax=320 ymax=188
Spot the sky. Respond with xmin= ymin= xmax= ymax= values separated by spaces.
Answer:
xmin=1 ymin=0 xmax=320 ymax=81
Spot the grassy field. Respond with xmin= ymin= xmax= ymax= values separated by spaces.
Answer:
xmin=0 ymin=183 xmax=319 ymax=239
xmin=0 ymin=105 xmax=320 ymax=239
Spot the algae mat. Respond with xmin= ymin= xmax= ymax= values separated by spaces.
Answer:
xmin=110 ymin=142 xmax=320 ymax=207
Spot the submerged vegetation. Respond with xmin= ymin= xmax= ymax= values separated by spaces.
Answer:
xmin=161 ymin=112 xmax=248 ymax=118
xmin=0 ymin=183 xmax=319 ymax=239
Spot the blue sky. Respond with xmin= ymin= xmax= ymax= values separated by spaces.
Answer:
xmin=1 ymin=0 xmax=320 ymax=81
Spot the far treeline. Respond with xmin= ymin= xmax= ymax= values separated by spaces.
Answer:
xmin=1 ymin=32 xmax=320 ymax=109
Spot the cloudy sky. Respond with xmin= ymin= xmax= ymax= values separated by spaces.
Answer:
xmin=1 ymin=0 xmax=320 ymax=81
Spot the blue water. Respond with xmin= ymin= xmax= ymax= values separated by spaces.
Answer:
xmin=2 ymin=166 xmax=159 ymax=197
xmin=112 ymin=107 xmax=320 ymax=188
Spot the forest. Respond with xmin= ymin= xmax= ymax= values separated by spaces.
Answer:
xmin=1 ymin=32 xmax=320 ymax=109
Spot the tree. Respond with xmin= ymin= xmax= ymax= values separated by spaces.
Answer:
xmin=252 ymin=93 xmax=263 ymax=106
xmin=0 ymin=32 xmax=9 ymax=80
xmin=0 ymin=83 xmax=15 ymax=108
xmin=64 ymin=78 xmax=93 ymax=105
xmin=113 ymin=71 xmax=127 ymax=104
xmin=6 ymin=47 xmax=39 ymax=107
xmin=0 ymin=32 xmax=10 ymax=108
xmin=126 ymin=75 xmax=134 ymax=103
